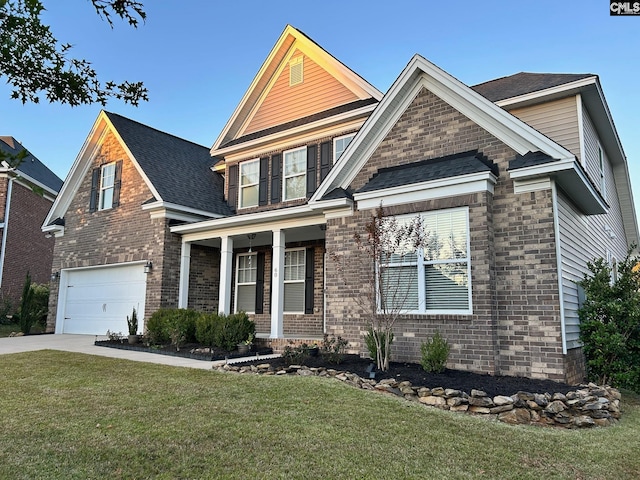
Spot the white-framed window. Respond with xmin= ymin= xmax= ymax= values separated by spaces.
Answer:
xmin=379 ymin=207 xmax=472 ymax=315
xmin=99 ymin=162 xmax=116 ymax=210
xmin=333 ymin=134 xmax=354 ymax=162
xmin=289 ymin=56 xmax=303 ymax=86
xmin=284 ymin=248 xmax=305 ymax=313
xmin=235 ymin=253 xmax=257 ymax=313
xmin=239 ymin=159 xmax=260 ymax=209
xmin=598 ymin=144 xmax=606 ymax=200
xmin=283 ymin=146 xmax=306 ymax=201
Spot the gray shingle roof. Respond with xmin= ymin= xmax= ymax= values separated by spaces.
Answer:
xmin=508 ymin=151 xmax=556 ymax=170
xmin=0 ymin=136 xmax=63 ymax=193
xmin=357 ymin=151 xmax=498 ymax=193
xmin=472 ymin=72 xmax=595 ymax=102
xmin=104 ymin=112 xmax=232 ymax=216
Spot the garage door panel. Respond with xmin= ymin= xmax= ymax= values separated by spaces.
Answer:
xmin=61 ymin=264 xmax=147 ymax=335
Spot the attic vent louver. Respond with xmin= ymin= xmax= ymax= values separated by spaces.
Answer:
xmin=289 ymin=56 xmax=303 ymax=86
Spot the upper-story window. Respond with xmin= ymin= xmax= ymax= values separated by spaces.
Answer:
xmin=99 ymin=162 xmax=116 ymax=210
xmin=239 ymin=159 xmax=260 ymax=209
xmin=283 ymin=146 xmax=306 ymax=201
xmin=333 ymin=134 xmax=354 ymax=162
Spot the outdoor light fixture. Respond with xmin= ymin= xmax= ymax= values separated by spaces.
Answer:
xmin=247 ymin=233 xmax=256 ymax=253
xmin=50 ymin=271 xmax=60 ymax=281
xmin=144 ymin=261 xmax=153 ymax=274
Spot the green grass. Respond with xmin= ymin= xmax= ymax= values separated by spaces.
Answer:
xmin=0 ymin=351 xmax=639 ymax=479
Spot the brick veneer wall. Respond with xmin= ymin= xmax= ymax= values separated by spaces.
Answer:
xmin=0 ymin=179 xmax=55 ymax=304
xmin=325 ymin=87 xmax=567 ymax=381
xmin=47 ymin=132 xmax=183 ymax=331
xmin=188 ymin=244 xmax=220 ymax=312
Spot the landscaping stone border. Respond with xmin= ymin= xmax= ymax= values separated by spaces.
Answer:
xmin=216 ymin=363 xmax=621 ymax=428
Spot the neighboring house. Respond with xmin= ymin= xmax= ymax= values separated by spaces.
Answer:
xmin=42 ymin=112 xmax=231 ymax=334
xmin=44 ymin=25 xmax=638 ymax=384
xmin=0 ymin=136 xmax=62 ymax=306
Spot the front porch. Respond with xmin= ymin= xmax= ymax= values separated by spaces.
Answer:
xmin=174 ymin=216 xmax=328 ymax=341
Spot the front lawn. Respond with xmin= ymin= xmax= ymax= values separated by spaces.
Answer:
xmin=0 ymin=351 xmax=638 ymax=479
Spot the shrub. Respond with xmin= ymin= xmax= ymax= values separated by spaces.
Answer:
xmin=126 ymin=308 xmax=138 ymax=335
xmin=195 ymin=312 xmax=218 ymax=347
xmin=146 ymin=308 xmax=198 ymax=345
xmin=30 ymin=283 xmax=49 ymax=328
xmin=421 ymin=331 xmax=450 ymax=373
xmin=282 ymin=342 xmax=309 ymax=365
xmin=213 ymin=312 xmax=255 ymax=351
xmin=578 ymin=253 xmax=640 ymax=391
xmin=321 ymin=334 xmax=348 ymax=364
xmin=0 ymin=293 xmax=12 ymax=325
xmin=13 ymin=273 xmax=48 ymax=334
xmin=364 ymin=328 xmax=394 ymax=364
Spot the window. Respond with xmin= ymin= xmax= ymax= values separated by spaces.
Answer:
xmin=598 ymin=145 xmax=606 ymax=200
xmin=235 ymin=253 xmax=257 ymax=313
xmin=283 ymin=147 xmax=306 ymax=201
xmin=284 ymin=248 xmax=305 ymax=312
xmin=239 ymin=159 xmax=260 ymax=208
xmin=379 ymin=207 xmax=471 ymax=314
xmin=289 ymin=56 xmax=303 ymax=86
xmin=99 ymin=162 xmax=116 ymax=210
xmin=333 ymin=134 xmax=354 ymax=162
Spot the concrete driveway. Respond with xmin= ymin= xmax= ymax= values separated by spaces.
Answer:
xmin=0 ymin=334 xmax=217 ymax=370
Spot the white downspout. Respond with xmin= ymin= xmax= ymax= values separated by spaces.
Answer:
xmin=0 ymin=177 xmax=14 ymax=288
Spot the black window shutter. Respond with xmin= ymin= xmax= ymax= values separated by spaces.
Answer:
xmin=270 ymin=154 xmax=281 ymax=204
xmin=259 ymin=157 xmax=269 ymax=206
xmin=255 ymin=251 xmax=265 ymax=314
xmin=320 ymin=141 xmax=332 ymax=182
xmin=89 ymin=167 xmax=100 ymax=213
xmin=306 ymin=144 xmax=317 ymax=198
xmin=112 ymin=160 xmax=123 ymax=207
xmin=227 ymin=164 xmax=238 ymax=211
xmin=304 ymin=247 xmax=315 ymax=314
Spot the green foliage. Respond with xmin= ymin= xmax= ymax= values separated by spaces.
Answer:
xmin=195 ymin=312 xmax=218 ymax=347
xmin=364 ymin=328 xmax=394 ymax=366
xmin=126 ymin=307 xmax=138 ymax=335
xmin=282 ymin=342 xmax=310 ymax=365
xmin=321 ymin=334 xmax=349 ymax=365
xmin=578 ymin=253 xmax=640 ymax=391
xmin=145 ymin=308 xmax=198 ymax=345
xmin=12 ymin=272 xmax=48 ymax=334
xmin=0 ymin=292 xmax=12 ymax=325
xmin=421 ymin=331 xmax=450 ymax=373
xmin=0 ymin=0 xmax=147 ymax=106
xmin=213 ymin=312 xmax=255 ymax=351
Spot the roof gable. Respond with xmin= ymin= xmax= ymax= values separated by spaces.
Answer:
xmin=472 ymin=73 xmax=595 ymax=103
xmin=43 ymin=111 xmax=231 ymax=230
xmin=0 ymin=136 xmax=63 ymax=194
xmin=312 ymin=54 xmax=577 ymax=203
xmin=211 ymin=25 xmax=382 ymax=153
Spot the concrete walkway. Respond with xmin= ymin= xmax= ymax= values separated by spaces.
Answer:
xmin=0 ymin=334 xmax=221 ymax=370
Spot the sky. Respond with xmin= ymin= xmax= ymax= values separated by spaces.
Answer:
xmin=2 ymin=1 xmax=639 ymax=216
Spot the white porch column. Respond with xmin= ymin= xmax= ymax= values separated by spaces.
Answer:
xmin=219 ymin=235 xmax=234 ymax=314
xmin=271 ymin=229 xmax=285 ymax=338
xmin=178 ymin=241 xmax=191 ymax=308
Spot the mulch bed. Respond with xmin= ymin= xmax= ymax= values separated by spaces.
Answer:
xmin=95 ymin=340 xmax=575 ymax=397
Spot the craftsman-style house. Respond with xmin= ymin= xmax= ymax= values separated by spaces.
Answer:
xmin=44 ymin=26 xmax=637 ymax=383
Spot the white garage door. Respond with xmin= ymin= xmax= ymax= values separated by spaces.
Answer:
xmin=60 ymin=263 xmax=146 ymax=335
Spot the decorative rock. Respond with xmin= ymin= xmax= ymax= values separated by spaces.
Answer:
xmin=498 ymin=408 xmax=531 ymax=424
xmin=400 ymin=386 xmax=416 ymax=395
xmin=417 ymin=387 xmax=431 ymax=397
xmin=431 ymin=387 xmax=446 ymax=396
xmin=419 ymin=395 xmax=447 ymax=407
xmin=533 ymin=393 xmax=548 ymax=408
xmin=553 ymin=411 xmax=572 ymax=424
xmin=468 ymin=406 xmax=492 ymax=414
xmin=552 ymin=392 xmax=567 ymax=402
xmin=545 ymin=400 xmax=567 ymax=414
xmin=574 ymin=415 xmax=596 ymax=428
xmin=444 ymin=389 xmax=462 ymax=398
xmin=493 ymin=395 xmax=514 ymax=406
xmin=490 ymin=404 xmax=514 ymax=414
xmin=469 ymin=396 xmax=493 ymax=407
xmin=450 ymin=404 xmax=469 ymax=412
xmin=526 ymin=400 xmax=542 ymax=411
xmin=471 ymin=389 xmax=487 ymax=398
xmin=447 ymin=397 xmax=468 ymax=407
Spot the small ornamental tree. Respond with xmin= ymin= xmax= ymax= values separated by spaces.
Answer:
xmin=332 ymin=206 xmax=426 ymax=371
xmin=578 ymin=251 xmax=640 ymax=391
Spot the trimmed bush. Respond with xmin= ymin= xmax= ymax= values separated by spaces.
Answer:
xmin=146 ymin=308 xmax=198 ymax=345
xmin=214 ymin=312 xmax=255 ymax=351
xmin=195 ymin=312 xmax=218 ymax=347
xmin=421 ymin=331 xmax=450 ymax=373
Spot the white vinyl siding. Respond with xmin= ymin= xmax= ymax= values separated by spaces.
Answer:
xmin=582 ymin=105 xmax=608 ymax=199
xmin=239 ymin=159 xmax=260 ymax=209
xmin=284 ymin=248 xmax=305 ymax=313
xmin=333 ymin=134 xmax=354 ymax=162
xmin=99 ymin=162 xmax=116 ymax=210
xmin=283 ymin=147 xmax=306 ymax=201
xmin=235 ymin=253 xmax=256 ymax=313
xmin=380 ymin=207 xmax=471 ymax=314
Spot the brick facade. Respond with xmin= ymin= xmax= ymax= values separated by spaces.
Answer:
xmin=324 ymin=87 xmax=568 ymax=381
xmin=47 ymin=132 xmax=213 ymax=331
xmin=0 ymin=177 xmax=55 ymax=305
